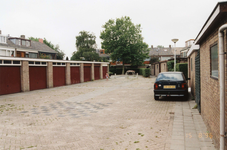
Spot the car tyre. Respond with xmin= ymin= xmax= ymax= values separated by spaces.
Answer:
xmin=154 ymin=96 xmax=159 ymax=100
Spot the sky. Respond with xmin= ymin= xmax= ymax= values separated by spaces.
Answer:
xmin=0 ymin=0 xmax=224 ymax=59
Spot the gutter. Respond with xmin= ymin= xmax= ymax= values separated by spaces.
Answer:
xmin=218 ymin=24 xmax=227 ymax=150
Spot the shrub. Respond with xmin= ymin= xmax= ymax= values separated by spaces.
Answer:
xmin=167 ymin=60 xmax=174 ymax=71
xmin=110 ymin=67 xmax=141 ymax=75
xmin=176 ymin=63 xmax=188 ymax=78
xmin=139 ymin=68 xmax=151 ymax=77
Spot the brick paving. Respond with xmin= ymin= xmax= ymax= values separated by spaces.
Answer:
xmin=0 ymin=76 xmax=176 ymax=150
xmin=0 ymin=75 xmax=216 ymax=150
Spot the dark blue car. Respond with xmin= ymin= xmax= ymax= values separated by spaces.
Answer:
xmin=153 ymin=72 xmax=190 ymax=100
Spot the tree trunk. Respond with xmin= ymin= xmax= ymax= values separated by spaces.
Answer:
xmin=122 ymin=62 xmax=125 ymax=75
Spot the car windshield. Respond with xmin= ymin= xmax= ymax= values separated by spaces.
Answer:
xmin=156 ymin=73 xmax=184 ymax=81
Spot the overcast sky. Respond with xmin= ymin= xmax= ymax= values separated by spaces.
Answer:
xmin=0 ymin=0 xmax=224 ymax=59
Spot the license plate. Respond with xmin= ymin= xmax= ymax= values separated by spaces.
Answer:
xmin=163 ymin=85 xmax=176 ymax=89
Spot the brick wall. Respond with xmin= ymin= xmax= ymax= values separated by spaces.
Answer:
xmin=200 ymin=22 xmax=227 ymax=149
xmin=155 ymin=63 xmax=159 ymax=76
xmin=188 ymin=51 xmax=198 ymax=97
xmin=151 ymin=64 xmax=155 ymax=76
xmin=160 ymin=61 xmax=168 ymax=72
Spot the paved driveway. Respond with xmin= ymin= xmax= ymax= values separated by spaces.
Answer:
xmin=0 ymin=76 xmax=176 ymax=150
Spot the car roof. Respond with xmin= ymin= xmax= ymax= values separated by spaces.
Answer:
xmin=159 ymin=72 xmax=182 ymax=74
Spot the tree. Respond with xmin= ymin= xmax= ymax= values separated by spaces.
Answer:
xmin=100 ymin=16 xmax=149 ymax=74
xmin=150 ymin=56 xmax=159 ymax=64
xmin=157 ymin=45 xmax=164 ymax=48
xmin=29 ymin=37 xmax=65 ymax=60
xmin=71 ymin=31 xmax=100 ymax=61
xmin=43 ymin=39 xmax=65 ymax=60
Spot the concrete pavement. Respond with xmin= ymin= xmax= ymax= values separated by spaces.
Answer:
xmin=0 ymin=75 xmax=216 ymax=150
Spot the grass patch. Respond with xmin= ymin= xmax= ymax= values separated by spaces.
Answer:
xmin=192 ymin=104 xmax=198 ymax=109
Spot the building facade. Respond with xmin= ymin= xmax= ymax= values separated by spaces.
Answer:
xmin=193 ymin=2 xmax=227 ymax=149
xmin=0 ymin=31 xmax=57 ymax=59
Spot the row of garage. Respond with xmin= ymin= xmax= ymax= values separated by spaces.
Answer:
xmin=0 ymin=64 xmax=108 ymax=95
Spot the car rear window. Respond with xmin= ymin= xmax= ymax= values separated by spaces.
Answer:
xmin=156 ymin=73 xmax=184 ymax=81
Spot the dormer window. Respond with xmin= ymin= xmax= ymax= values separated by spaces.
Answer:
xmin=9 ymin=38 xmax=31 ymax=47
xmin=0 ymin=36 xmax=7 ymax=44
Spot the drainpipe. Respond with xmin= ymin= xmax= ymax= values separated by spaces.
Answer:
xmin=219 ymin=24 xmax=227 ymax=150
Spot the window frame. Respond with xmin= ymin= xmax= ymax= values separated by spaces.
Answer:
xmin=210 ymin=43 xmax=218 ymax=79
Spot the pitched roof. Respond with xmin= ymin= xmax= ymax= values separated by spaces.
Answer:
xmin=31 ymin=41 xmax=57 ymax=53
xmin=171 ymin=47 xmax=185 ymax=55
xmin=0 ymin=38 xmax=57 ymax=54
xmin=149 ymin=47 xmax=173 ymax=56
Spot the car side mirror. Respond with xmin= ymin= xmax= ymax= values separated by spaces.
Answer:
xmin=187 ymin=78 xmax=191 ymax=80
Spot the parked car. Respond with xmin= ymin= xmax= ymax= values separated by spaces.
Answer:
xmin=153 ymin=72 xmax=190 ymax=100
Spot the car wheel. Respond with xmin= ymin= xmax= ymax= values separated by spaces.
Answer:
xmin=154 ymin=96 xmax=159 ymax=100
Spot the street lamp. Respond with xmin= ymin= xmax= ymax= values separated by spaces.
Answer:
xmin=171 ymin=38 xmax=179 ymax=72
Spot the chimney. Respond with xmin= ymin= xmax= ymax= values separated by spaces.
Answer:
xmin=151 ymin=45 xmax=153 ymax=49
xmin=185 ymin=41 xmax=188 ymax=47
xmin=39 ymin=38 xmax=43 ymax=43
xmin=21 ymin=35 xmax=25 ymax=39
xmin=169 ymin=45 xmax=171 ymax=48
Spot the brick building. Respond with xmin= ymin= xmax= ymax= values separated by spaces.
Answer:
xmin=0 ymin=31 xmax=57 ymax=59
xmin=193 ymin=2 xmax=227 ymax=149
xmin=187 ymin=43 xmax=200 ymax=98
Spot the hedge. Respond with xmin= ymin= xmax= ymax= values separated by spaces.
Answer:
xmin=167 ymin=60 xmax=174 ymax=71
xmin=139 ymin=68 xmax=151 ymax=77
xmin=176 ymin=63 xmax=188 ymax=78
xmin=109 ymin=67 xmax=140 ymax=75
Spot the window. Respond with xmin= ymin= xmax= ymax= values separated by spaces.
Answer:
xmin=191 ymin=58 xmax=193 ymax=71
xmin=26 ymin=41 xmax=30 ymax=47
xmin=156 ymin=73 xmax=184 ymax=81
xmin=22 ymin=40 xmax=26 ymax=46
xmin=0 ymin=36 xmax=6 ymax=43
xmin=29 ymin=53 xmax=37 ymax=58
xmin=211 ymin=44 xmax=218 ymax=78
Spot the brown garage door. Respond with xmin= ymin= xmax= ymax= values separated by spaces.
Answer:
xmin=29 ymin=66 xmax=47 ymax=91
xmin=84 ymin=66 xmax=91 ymax=82
xmin=103 ymin=66 xmax=107 ymax=78
xmin=94 ymin=66 xmax=100 ymax=80
xmin=53 ymin=67 xmax=66 ymax=87
xmin=0 ymin=66 xmax=21 ymax=95
xmin=71 ymin=66 xmax=80 ymax=84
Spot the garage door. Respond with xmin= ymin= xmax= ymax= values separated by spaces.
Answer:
xmin=103 ymin=66 xmax=107 ymax=78
xmin=29 ymin=66 xmax=47 ymax=91
xmin=0 ymin=66 xmax=21 ymax=95
xmin=94 ymin=66 xmax=100 ymax=80
xmin=53 ymin=67 xmax=66 ymax=87
xmin=84 ymin=66 xmax=91 ymax=82
xmin=71 ymin=66 xmax=80 ymax=84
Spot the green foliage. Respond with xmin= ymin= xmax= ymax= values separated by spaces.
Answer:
xmin=157 ymin=45 xmax=164 ymax=48
xmin=109 ymin=66 xmax=140 ymax=75
xmin=139 ymin=68 xmax=151 ymax=77
xmin=150 ymin=57 xmax=159 ymax=64
xmin=28 ymin=37 xmax=39 ymax=42
xmin=29 ymin=37 xmax=65 ymax=60
xmin=71 ymin=31 xmax=100 ymax=61
xmin=176 ymin=63 xmax=188 ymax=78
xmin=167 ymin=60 xmax=174 ymax=71
xmin=43 ymin=39 xmax=65 ymax=60
xmin=39 ymin=53 xmax=50 ymax=59
xmin=100 ymin=16 xmax=149 ymax=74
